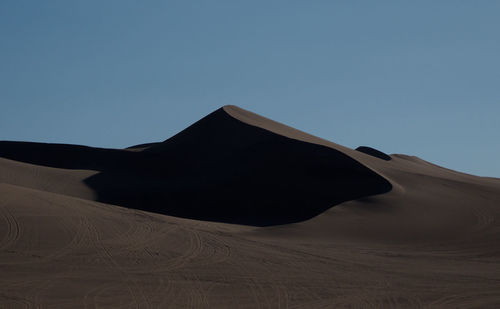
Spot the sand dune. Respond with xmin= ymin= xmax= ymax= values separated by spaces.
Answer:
xmin=0 ymin=106 xmax=391 ymax=226
xmin=1 ymin=105 xmax=500 ymax=308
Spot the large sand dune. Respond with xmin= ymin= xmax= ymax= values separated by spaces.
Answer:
xmin=1 ymin=106 xmax=500 ymax=308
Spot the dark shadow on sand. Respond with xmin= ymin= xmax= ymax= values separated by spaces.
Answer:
xmin=0 ymin=109 xmax=392 ymax=226
xmin=356 ymin=146 xmax=392 ymax=161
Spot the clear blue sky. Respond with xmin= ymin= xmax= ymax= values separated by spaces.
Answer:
xmin=1 ymin=1 xmax=499 ymax=177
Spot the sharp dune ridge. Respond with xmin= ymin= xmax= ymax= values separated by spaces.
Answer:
xmin=1 ymin=105 xmax=500 ymax=308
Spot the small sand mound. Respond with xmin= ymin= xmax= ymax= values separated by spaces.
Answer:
xmin=356 ymin=146 xmax=391 ymax=161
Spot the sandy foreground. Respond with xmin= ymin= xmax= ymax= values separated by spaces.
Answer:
xmin=1 ymin=106 xmax=500 ymax=308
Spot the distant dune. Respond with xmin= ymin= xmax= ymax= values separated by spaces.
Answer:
xmin=355 ymin=146 xmax=392 ymax=161
xmin=1 ymin=106 xmax=500 ymax=308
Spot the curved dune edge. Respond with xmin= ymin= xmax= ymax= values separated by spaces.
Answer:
xmin=223 ymin=105 xmax=360 ymax=158
xmin=223 ymin=106 xmax=495 ymax=191
xmin=223 ymin=105 xmax=349 ymax=149
xmin=222 ymin=105 xmax=402 ymax=189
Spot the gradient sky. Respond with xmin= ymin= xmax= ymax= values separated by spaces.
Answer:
xmin=1 ymin=1 xmax=499 ymax=177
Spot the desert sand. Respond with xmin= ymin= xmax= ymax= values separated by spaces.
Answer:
xmin=1 ymin=105 xmax=500 ymax=308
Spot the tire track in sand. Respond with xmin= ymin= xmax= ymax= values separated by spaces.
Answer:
xmin=0 ymin=204 xmax=21 ymax=252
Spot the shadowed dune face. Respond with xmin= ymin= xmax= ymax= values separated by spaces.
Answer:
xmin=0 ymin=141 xmax=136 ymax=170
xmin=356 ymin=146 xmax=391 ymax=161
xmin=0 ymin=108 xmax=391 ymax=226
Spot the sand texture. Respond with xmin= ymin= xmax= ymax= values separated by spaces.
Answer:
xmin=1 ymin=106 xmax=500 ymax=308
